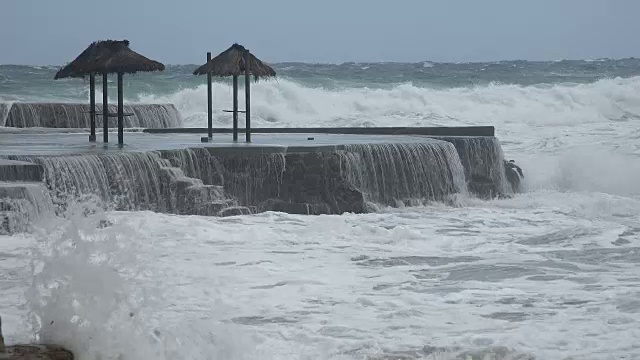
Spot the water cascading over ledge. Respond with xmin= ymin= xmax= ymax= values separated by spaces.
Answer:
xmin=340 ymin=142 xmax=467 ymax=208
xmin=157 ymin=140 xmax=468 ymax=214
xmin=4 ymin=152 xmax=229 ymax=217
xmin=0 ymin=182 xmax=53 ymax=234
xmin=1 ymin=102 xmax=182 ymax=128
xmin=0 ymin=102 xmax=11 ymax=127
xmin=434 ymin=136 xmax=510 ymax=198
xmin=2 ymin=139 xmax=473 ymax=221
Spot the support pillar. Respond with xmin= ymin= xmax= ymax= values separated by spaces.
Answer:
xmin=232 ymin=75 xmax=238 ymax=142
xmin=207 ymin=52 xmax=213 ymax=139
xmin=102 ymin=73 xmax=109 ymax=143
xmin=117 ymin=72 xmax=124 ymax=146
xmin=244 ymin=50 xmax=251 ymax=143
xmin=89 ymin=73 xmax=96 ymax=142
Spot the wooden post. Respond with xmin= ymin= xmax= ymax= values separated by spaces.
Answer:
xmin=207 ymin=52 xmax=213 ymax=139
xmin=244 ymin=50 xmax=251 ymax=143
xmin=102 ymin=73 xmax=109 ymax=143
xmin=232 ymin=75 xmax=238 ymax=141
xmin=89 ymin=73 xmax=96 ymax=142
xmin=117 ymin=72 xmax=124 ymax=146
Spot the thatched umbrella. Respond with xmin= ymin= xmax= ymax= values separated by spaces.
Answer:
xmin=54 ymin=40 xmax=164 ymax=145
xmin=193 ymin=43 xmax=276 ymax=142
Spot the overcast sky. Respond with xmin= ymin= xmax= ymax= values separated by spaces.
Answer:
xmin=1 ymin=0 xmax=639 ymax=65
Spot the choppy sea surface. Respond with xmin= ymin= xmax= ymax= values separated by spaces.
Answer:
xmin=1 ymin=59 xmax=640 ymax=359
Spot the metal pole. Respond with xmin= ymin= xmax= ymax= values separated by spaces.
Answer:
xmin=207 ymin=52 xmax=213 ymax=139
xmin=244 ymin=50 xmax=251 ymax=143
xmin=117 ymin=72 xmax=124 ymax=146
xmin=102 ymin=73 xmax=109 ymax=143
xmin=232 ymin=75 xmax=238 ymax=142
xmin=89 ymin=73 xmax=96 ymax=142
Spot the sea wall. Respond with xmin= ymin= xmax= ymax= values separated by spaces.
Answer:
xmin=0 ymin=134 xmax=518 ymax=234
xmin=142 ymin=126 xmax=510 ymax=199
xmin=161 ymin=140 xmax=467 ymax=214
xmin=5 ymin=152 xmax=227 ymax=217
xmin=0 ymin=102 xmax=182 ymax=128
xmin=340 ymin=143 xmax=466 ymax=207
xmin=2 ymin=139 xmax=472 ymax=222
xmin=434 ymin=136 xmax=510 ymax=198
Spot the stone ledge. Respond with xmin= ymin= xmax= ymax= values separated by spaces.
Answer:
xmin=0 ymin=160 xmax=43 ymax=182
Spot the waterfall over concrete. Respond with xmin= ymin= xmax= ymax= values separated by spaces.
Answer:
xmin=6 ymin=152 xmax=230 ymax=216
xmin=3 ymin=139 xmax=473 ymax=220
xmin=0 ymin=102 xmax=11 ymax=127
xmin=1 ymin=103 xmax=182 ymax=128
xmin=436 ymin=136 xmax=510 ymax=198
xmin=161 ymin=148 xmax=286 ymax=212
xmin=0 ymin=182 xmax=53 ymax=234
xmin=157 ymin=142 xmax=469 ymax=214
xmin=0 ymin=130 xmax=518 ymax=235
xmin=340 ymin=142 xmax=467 ymax=207
xmin=0 ymin=159 xmax=51 ymax=234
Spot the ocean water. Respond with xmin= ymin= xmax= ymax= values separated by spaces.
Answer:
xmin=1 ymin=60 xmax=640 ymax=359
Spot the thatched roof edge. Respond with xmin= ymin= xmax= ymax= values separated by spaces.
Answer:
xmin=54 ymin=39 xmax=165 ymax=80
xmin=193 ymin=43 xmax=276 ymax=80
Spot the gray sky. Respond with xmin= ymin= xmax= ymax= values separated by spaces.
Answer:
xmin=1 ymin=0 xmax=639 ymax=65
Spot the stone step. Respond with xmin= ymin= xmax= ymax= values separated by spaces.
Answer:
xmin=258 ymin=199 xmax=332 ymax=215
xmin=0 ymin=159 xmax=43 ymax=182
xmin=196 ymin=199 xmax=238 ymax=216
xmin=0 ymin=209 xmax=28 ymax=235
xmin=0 ymin=182 xmax=53 ymax=234
xmin=219 ymin=206 xmax=253 ymax=217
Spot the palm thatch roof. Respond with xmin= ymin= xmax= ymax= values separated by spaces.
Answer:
xmin=193 ymin=43 xmax=276 ymax=79
xmin=54 ymin=40 xmax=165 ymax=79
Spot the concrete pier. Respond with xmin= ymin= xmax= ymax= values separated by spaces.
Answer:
xmin=0 ymin=127 xmax=515 ymax=234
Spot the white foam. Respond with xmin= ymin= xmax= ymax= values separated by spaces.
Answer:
xmin=516 ymin=147 xmax=640 ymax=197
xmin=2 ymin=73 xmax=640 ymax=359
xmin=134 ymin=77 xmax=640 ymax=132
xmin=2 ymin=192 xmax=638 ymax=359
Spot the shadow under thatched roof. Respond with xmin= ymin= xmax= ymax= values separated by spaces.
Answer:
xmin=54 ymin=40 xmax=165 ymax=79
xmin=193 ymin=43 xmax=276 ymax=79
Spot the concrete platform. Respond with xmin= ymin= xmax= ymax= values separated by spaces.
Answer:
xmin=0 ymin=126 xmax=514 ymax=228
xmin=0 ymin=130 xmax=463 ymax=156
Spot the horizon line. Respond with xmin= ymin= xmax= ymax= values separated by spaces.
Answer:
xmin=1 ymin=56 xmax=639 ymax=68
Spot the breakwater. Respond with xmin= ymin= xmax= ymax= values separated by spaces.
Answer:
xmin=0 ymin=131 xmax=519 ymax=234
